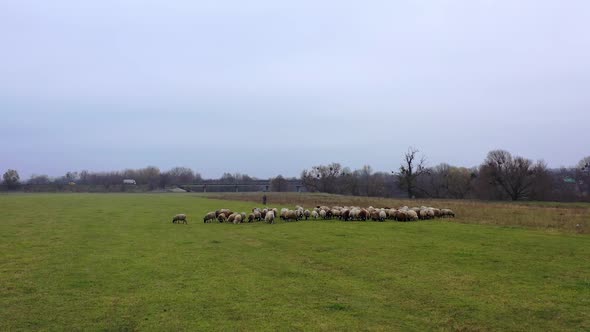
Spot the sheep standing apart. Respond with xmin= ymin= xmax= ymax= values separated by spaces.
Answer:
xmin=265 ymin=211 xmax=275 ymax=224
xmin=172 ymin=214 xmax=187 ymax=224
xmin=203 ymin=212 xmax=216 ymax=223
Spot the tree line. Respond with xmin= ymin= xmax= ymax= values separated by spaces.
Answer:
xmin=300 ymin=148 xmax=590 ymax=202
xmin=2 ymin=148 xmax=590 ymax=201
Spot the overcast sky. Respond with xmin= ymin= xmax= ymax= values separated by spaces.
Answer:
xmin=1 ymin=0 xmax=589 ymax=179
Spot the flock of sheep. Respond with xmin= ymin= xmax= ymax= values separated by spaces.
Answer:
xmin=197 ymin=205 xmax=455 ymax=224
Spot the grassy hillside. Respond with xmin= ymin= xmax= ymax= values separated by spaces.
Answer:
xmin=1 ymin=193 xmax=589 ymax=331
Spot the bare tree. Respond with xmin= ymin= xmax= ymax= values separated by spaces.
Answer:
xmin=481 ymin=150 xmax=546 ymax=201
xmin=301 ymin=163 xmax=343 ymax=193
xmin=576 ymin=156 xmax=590 ymax=197
xmin=28 ymin=174 xmax=51 ymax=185
xmin=2 ymin=169 xmax=20 ymax=190
xmin=167 ymin=167 xmax=196 ymax=184
xmin=395 ymin=147 xmax=428 ymax=198
xmin=270 ymin=175 xmax=288 ymax=192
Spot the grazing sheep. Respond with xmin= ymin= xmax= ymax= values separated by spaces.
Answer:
xmin=265 ymin=211 xmax=275 ymax=224
xmin=341 ymin=209 xmax=351 ymax=221
xmin=280 ymin=208 xmax=289 ymax=220
xmin=295 ymin=208 xmax=304 ymax=220
xmin=219 ymin=209 xmax=233 ymax=217
xmin=172 ymin=214 xmax=187 ymax=224
xmin=304 ymin=209 xmax=311 ymax=220
xmin=240 ymin=212 xmax=247 ymax=221
xmin=284 ymin=210 xmax=299 ymax=222
xmin=440 ymin=209 xmax=455 ymax=218
xmin=387 ymin=209 xmax=397 ymax=219
xmin=394 ymin=210 xmax=407 ymax=221
xmin=247 ymin=213 xmax=256 ymax=223
xmin=319 ymin=210 xmax=327 ymax=219
xmin=378 ymin=210 xmax=387 ymax=222
xmin=233 ymin=214 xmax=243 ymax=224
xmin=311 ymin=210 xmax=319 ymax=220
xmin=217 ymin=214 xmax=227 ymax=223
xmin=227 ymin=213 xmax=237 ymax=224
xmin=253 ymin=211 xmax=262 ymax=221
xmin=406 ymin=210 xmax=419 ymax=221
xmin=203 ymin=212 xmax=216 ymax=223
xmin=432 ymin=208 xmax=442 ymax=218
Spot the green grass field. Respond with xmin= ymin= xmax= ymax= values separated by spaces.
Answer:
xmin=1 ymin=194 xmax=589 ymax=331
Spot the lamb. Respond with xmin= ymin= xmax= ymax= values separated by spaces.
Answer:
xmin=172 ymin=214 xmax=187 ymax=224
xmin=265 ymin=211 xmax=275 ymax=224
xmin=203 ymin=212 xmax=216 ymax=223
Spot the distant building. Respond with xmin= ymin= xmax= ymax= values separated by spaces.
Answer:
xmin=123 ymin=179 xmax=137 ymax=185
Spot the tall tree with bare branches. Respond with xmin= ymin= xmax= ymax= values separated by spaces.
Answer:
xmin=395 ymin=147 xmax=428 ymax=198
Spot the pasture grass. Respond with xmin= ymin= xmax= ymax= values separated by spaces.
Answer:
xmin=1 ymin=193 xmax=589 ymax=331
xmin=207 ymin=192 xmax=590 ymax=234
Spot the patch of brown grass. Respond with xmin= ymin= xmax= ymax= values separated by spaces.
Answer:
xmin=201 ymin=192 xmax=590 ymax=234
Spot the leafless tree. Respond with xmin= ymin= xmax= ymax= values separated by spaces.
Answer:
xmin=301 ymin=163 xmax=343 ymax=193
xmin=167 ymin=167 xmax=196 ymax=184
xmin=395 ymin=147 xmax=429 ymax=198
xmin=270 ymin=175 xmax=289 ymax=192
xmin=2 ymin=169 xmax=20 ymax=189
xmin=480 ymin=150 xmax=548 ymax=201
xmin=28 ymin=174 xmax=51 ymax=185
